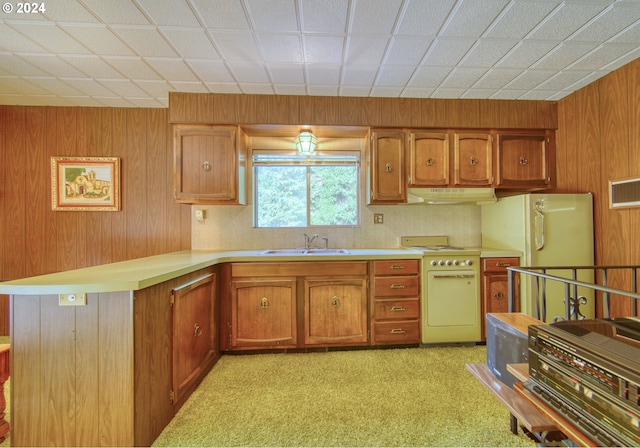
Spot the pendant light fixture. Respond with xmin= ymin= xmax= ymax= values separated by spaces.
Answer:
xmin=295 ymin=130 xmax=318 ymax=155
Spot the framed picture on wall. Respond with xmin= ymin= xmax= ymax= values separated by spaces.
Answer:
xmin=51 ymin=157 xmax=121 ymax=211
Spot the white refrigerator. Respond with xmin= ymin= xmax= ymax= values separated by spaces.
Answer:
xmin=481 ymin=193 xmax=595 ymax=323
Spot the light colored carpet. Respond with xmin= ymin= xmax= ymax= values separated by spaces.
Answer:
xmin=153 ymin=345 xmax=537 ymax=447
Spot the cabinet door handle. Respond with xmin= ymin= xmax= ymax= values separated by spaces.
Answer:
xmin=496 ymin=263 xmax=511 ymax=267
xmin=332 ymin=296 xmax=340 ymax=307
xmin=390 ymin=284 xmax=405 ymax=289
xmin=519 ymin=157 xmax=528 ymax=165
xmin=494 ymin=292 xmax=504 ymax=300
xmin=385 ymin=163 xmax=392 ymax=173
xmin=390 ymin=265 xmax=405 ymax=270
xmin=194 ymin=323 xmax=203 ymax=337
xmin=426 ymin=157 xmax=434 ymax=166
xmin=202 ymin=161 xmax=211 ymax=171
xmin=390 ymin=328 xmax=406 ymax=334
xmin=469 ymin=156 xmax=478 ymax=165
xmin=390 ymin=306 xmax=406 ymax=312
xmin=260 ymin=297 xmax=269 ymax=309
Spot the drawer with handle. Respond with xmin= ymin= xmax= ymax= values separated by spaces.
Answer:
xmin=373 ymin=259 xmax=420 ymax=276
xmin=374 ymin=276 xmax=420 ymax=297
xmin=372 ymin=321 xmax=420 ymax=344
xmin=482 ymin=257 xmax=519 ymax=273
xmin=374 ymin=300 xmax=419 ymax=320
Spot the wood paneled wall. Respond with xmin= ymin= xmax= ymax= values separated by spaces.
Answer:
xmin=556 ymin=58 xmax=640 ymax=317
xmin=169 ymin=93 xmax=558 ymax=129
xmin=0 ymin=106 xmax=192 ymax=334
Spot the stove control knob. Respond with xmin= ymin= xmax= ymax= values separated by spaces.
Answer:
xmin=453 ymin=260 xmax=460 ymax=266
xmin=465 ymin=259 xmax=473 ymax=266
xmin=438 ymin=260 xmax=445 ymax=266
xmin=430 ymin=260 xmax=437 ymax=266
xmin=445 ymin=260 xmax=452 ymax=266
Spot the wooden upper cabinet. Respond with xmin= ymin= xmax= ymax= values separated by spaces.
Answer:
xmin=173 ymin=124 xmax=247 ymax=204
xmin=408 ymin=131 xmax=449 ymax=187
xmin=496 ymin=131 xmax=553 ymax=189
xmin=368 ymin=129 xmax=406 ymax=203
xmin=453 ymin=132 xmax=493 ymax=186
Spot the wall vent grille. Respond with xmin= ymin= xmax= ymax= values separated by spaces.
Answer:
xmin=610 ymin=177 xmax=640 ymax=208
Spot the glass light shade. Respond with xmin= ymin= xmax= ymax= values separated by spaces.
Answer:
xmin=295 ymin=131 xmax=318 ymax=155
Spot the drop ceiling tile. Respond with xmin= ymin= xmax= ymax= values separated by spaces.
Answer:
xmin=9 ymin=22 xmax=91 ymax=54
xmin=144 ymin=58 xmax=199 ymax=82
xmin=227 ymin=62 xmax=270 ymax=83
xmin=0 ymin=76 xmax=50 ymax=95
xmin=60 ymin=96 xmax=110 ymax=107
xmin=81 ymin=0 xmax=151 ymax=25
xmin=240 ymin=83 xmax=275 ymax=94
xmin=187 ymin=60 xmax=235 ymax=83
xmin=300 ymin=0 xmax=348 ymax=33
xmin=490 ymin=89 xmax=529 ymax=99
xmin=268 ymin=63 xmax=304 ymax=84
xmin=370 ymin=86 xmax=404 ymax=97
xmin=401 ymin=86 xmax=436 ymax=98
xmin=440 ymin=67 xmax=488 ymax=89
xmin=15 ymin=53 xmax=86 ymax=77
xmin=306 ymin=85 xmax=338 ymax=96
xmin=39 ymin=0 xmax=98 ymax=22
xmin=191 ymin=0 xmax=250 ymax=30
xmin=204 ymin=82 xmax=242 ymax=93
xmin=518 ymin=89 xmax=558 ymax=100
xmin=258 ymin=34 xmax=303 ymax=63
xmin=210 ymin=31 xmax=262 ymax=62
xmin=136 ymin=0 xmax=200 ymax=26
xmin=473 ymin=68 xmax=523 ymax=89
xmin=439 ymin=0 xmax=510 ymax=38
xmin=161 ymin=28 xmax=220 ymax=59
xmin=485 ymin=0 xmax=561 ymax=39
xmin=375 ymin=65 xmax=415 ymax=86
xmin=496 ymin=39 xmax=559 ymax=68
xmin=111 ymin=26 xmax=178 ymax=58
xmin=341 ymin=65 xmax=378 ymax=86
xmin=338 ymin=86 xmax=371 ymax=96
xmin=504 ymin=69 xmax=559 ymax=90
xmin=246 ymin=0 xmax=299 ymax=32
xmin=527 ymin=2 xmax=609 ymax=41
xmin=0 ymin=25 xmax=47 ymax=52
xmin=569 ymin=42 xmax=639 ymax=70
xmin=350 ymin=0 xmax=402 ymax=35
xmin=345 ymin=37 xmax=389 ymax=65
xmin=96 ymin=79 xmax=151 ymax=97
xmin=570 ymin=2 xmax=640 ymax=42
xmin=274 ymin=84 xmax=307 ymax=95
xmin=302 ymin=36 xmax=345 ymax=64
xmin=0 ymin=54 xmax=50 ymax=76
xmin=460 ymin=88 xmax=499 ymax=98
xmin=408 ymin=65 xmax=452 ymax=88
xmin=60 ymin=78 xmax=119 ymax=96
xmin=536 ymin=70 xmax=596 ymax=91
xmin=305 ymin=64 xmax=341 ymax=84
xmin=26 ymin=77 xmax=84 ymax=95
xmin=61 ymin=24 xmax=135 ymax=56
xmin=125 ymin=97 xmax=166 ymax=107
xmin=422 ymin=38 xmax=476 ymax=66
xmin=532 ymin=41 xmax=598 ymax=70
xmin=431 ymin=87 xmax=467 ymax=98
xmin=611 ymin=20 xmax=640 ymax=43
xmin=102 ymin=56 xmax=162 ymax=79
xmin=384 ymin=37 xmax=433 ymax=65
xmin=459 ymin=38 xmax=519 ymax=67
xmin=134 ymin=80 xmax=173 ymax=97
xmin=59 ymin=55 xmax=124 ymax=78
xmin=396 ymin=0 xmax=455 ymax=36
xmin=93 ymin=96 xmax=140 ymax=107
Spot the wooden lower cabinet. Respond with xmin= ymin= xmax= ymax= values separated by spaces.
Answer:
xmin=304 ymin=278 xmax=368 ymax=345
xmin=370 ymin=259 xmax=421 ymax=345
xmin=10 ymin=267 xmax=219 ymax=447
xmin=481 ymin=257 xmax=520 ymax=340
xmin=230 ymin=278 xmax=297 ymax=348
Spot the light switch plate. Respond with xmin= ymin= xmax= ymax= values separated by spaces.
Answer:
xmin=59 ymin=293 xmax=87 ymax=306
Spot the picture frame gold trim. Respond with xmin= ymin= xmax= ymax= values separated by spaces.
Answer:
xmin=51 ymin=157 xmax=121 ymax=211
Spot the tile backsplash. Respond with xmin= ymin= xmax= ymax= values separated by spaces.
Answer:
xmin=192 ymin=204 xmax=481 ymax=250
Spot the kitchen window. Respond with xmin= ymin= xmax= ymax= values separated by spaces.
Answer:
xmin=253 ymin=152 xmax=360 ymax=228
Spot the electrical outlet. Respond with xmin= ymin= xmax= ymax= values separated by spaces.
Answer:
xmin=59 ymin=293 xmax=87 ymax=306
xmin=195 ymin=209 xmax=206 ymax=221
xmin=373 ymin=213 xmax=384 ymax=224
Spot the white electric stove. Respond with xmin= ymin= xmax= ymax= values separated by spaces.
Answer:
xmin=401 ymin=236 xmax=481 ymax=344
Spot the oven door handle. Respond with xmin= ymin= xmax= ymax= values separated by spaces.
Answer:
xmin=431 ymin=274 xmax=475 ymax=279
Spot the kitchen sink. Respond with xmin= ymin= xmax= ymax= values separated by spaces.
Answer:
xmin=258 ymin=248 xmax=350 ymax=255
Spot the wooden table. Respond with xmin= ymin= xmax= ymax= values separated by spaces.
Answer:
xmin=0 ymin=344 xmax=9 ymax=442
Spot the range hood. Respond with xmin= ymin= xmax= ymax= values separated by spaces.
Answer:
xmin=406 ymin=187 xmax=497 ymax=205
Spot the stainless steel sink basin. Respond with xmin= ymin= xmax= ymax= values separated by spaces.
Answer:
xmin=258 ymin=248 xmax=350 ymax=255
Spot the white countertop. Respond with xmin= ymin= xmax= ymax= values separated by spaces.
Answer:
xmin=0 ymin=248 xmax=422 ymax=295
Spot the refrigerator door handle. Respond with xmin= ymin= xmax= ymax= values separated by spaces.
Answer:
xmin=534 ymin=201 xmax=545 ymax=251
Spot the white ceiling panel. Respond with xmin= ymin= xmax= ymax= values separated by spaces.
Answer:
xmin=0 ymin=0 xmax=637 ymax=106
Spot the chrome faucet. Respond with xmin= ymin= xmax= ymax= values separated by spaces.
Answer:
xmin=322 ymin=236 xmax=329 ymax=249
xmin=303 ymin=233 xmax=318 ymax=249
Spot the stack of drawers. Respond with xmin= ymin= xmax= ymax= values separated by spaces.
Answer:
xmin=371 ymin=259 xmax=421 ymax=345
